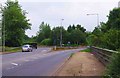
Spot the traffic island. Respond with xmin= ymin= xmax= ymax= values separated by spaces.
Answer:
xmin=55 ymin=52 xmax=105 ymax=76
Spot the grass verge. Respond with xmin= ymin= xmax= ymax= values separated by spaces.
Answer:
xmin=80 ymin=48 xmax=91 ymax=52
xmin=52 ymin=47 xmax=77 ymax=51
xmin=4 ymin=47 xmax=21 ymax=52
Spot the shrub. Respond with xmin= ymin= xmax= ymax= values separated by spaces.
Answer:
xmin=105 ymin=52 xmax=120 ymax=77
xmin=40 ymin=38 xmax=52 ymax=46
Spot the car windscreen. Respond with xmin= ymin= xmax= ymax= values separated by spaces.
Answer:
xmin=23 ymin=46 xmax=29 ymax=48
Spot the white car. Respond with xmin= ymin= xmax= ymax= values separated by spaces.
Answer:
xmin=22 ymin=44 xmax=33 ymax=52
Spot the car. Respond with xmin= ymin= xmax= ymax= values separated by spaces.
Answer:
xmin=23 ymin=43 xmax=37 ymax=49
xmin=22 ymin=44 xmax=33 ymax=52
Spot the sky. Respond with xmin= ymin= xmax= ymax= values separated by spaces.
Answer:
xmin=1 ymin=0 xmax=120 ymax=37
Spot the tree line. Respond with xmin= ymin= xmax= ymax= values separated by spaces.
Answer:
xmin=35 ymin=22 xmax=87 ymax=46
xmin=86 ymin=8 xmax=120 ymax=77
xmin=87 ymin=8 xmax=120 ymax=51
xmin=1 ymin=0 xmax=120 ymax=52
xmin=1 ymin=0 xmax=87 ymax=47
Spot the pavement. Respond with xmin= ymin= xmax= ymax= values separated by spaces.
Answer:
xmin=1 ymin=47 xmax=85 ymax=76
xmin=56 ymin=52 xmax=105 ymax=76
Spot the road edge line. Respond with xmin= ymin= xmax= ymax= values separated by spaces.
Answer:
xmin=51 ymin=54 xmax=73 ymax=76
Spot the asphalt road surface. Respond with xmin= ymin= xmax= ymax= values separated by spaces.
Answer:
xmin=2 ymin=47 xmax=85 ymax=76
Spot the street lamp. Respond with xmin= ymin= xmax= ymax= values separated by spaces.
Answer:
xmin=60 ymin=19 xmax=64 ymax=47
xmin=87 ymin=13 xmax=99 ymax=27
xmin=1 ymin=4 xmax=5 ymax=52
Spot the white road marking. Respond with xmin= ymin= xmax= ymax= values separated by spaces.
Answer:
xmin=7 ymin=63 xmax=20 ymax=70
xmin=41 ymin=50 xmax=47 ymax=52
xmin=7 ymin=66 xmax=15 ymax=69
xmin=11 ymin=63 xmax=18 ymax=66
xmin=24 ymin=60 xmax=30 ymax=62
xmin=32 ymin=57 xmax=39 ymax=59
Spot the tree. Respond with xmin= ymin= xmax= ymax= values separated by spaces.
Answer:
xmin=102 ymin=29 xmax=120 ymax=50
xmin=72 ymin=24 xmax=75 ymax=30
xmin=40 ymin=38 xmax=52 ymax=46
xmin=92 ymin=27 xmax=101 ymax=36
xmin=99 ymin=22 xmax=107 ymax=33
xmin=104 ymin=8 xmax=120 ymax=77
xmin=106 ymin=8 xmax=120 ymax=30
xmin=86 ymin=34 xmax=100 ymax=46
xmin=67 ymin=25 xmax=72 ymax=32
xmin=2 ymin=0 xmax=31 ymax=47
xmin=90 ymin=8 xmax=120 ymax=50
xmin=36 ymin=22 xmax=51 ymax=43
xmin=70 ymin=29 xmax=86 ymax=44
xmin=51 ymin=26 xmax=67 ymax=46
xmin=76 ymin=24 xmax=86 ymax=32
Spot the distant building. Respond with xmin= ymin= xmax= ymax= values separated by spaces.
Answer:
xmin=118 ymin=1 xmax=120 ymax=7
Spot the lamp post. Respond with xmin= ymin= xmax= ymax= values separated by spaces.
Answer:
xmin=1 ymin=4 xmax=5 ymax=52
xmin=60 ymin=19 xmax=64 ymax=47
xmin=87 ymin=13 xmax=99 ymax=27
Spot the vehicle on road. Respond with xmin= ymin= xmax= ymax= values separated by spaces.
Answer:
xmin=22 ymin=44 xmax=33 ymax=52
xmin=23 ymin=43 xmax=37 ymax=49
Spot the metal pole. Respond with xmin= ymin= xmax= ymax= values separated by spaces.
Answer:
xmin=2 ymin=7 xmax=5 ymax=52
xmin=0 ymin=21 xmax=1 ymax=52
xmin=60 ymin=19 xmax=64 ymax=47
xmin=1 ymin=5 xmax=5 ymax=52
xmin=3 ymin=13 xmax=5 ymax=52
xmin=97 ymin=14 xmax=99 ymax=27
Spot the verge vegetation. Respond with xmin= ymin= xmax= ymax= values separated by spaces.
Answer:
xmin=80 ymin=48 xmax=91 ymax=52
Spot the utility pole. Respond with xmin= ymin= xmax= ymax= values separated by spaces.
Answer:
xmin=60 ymin=19 xmax=64 ymax=47
xmin=2 ymin=5 xmax=5 ymax=52
xmin=0 ymin=4 xmax=2 ymax=51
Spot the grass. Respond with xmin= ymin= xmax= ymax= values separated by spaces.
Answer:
xmin=52 ymin=47 xmax=77 ymax=51
xmin=4 ymin=47 xmax=21 ymax=52
xmin=80 ymin=48 xmax=92 ymax=52
xmin=70 ymin=53 xmax=74 ymax=57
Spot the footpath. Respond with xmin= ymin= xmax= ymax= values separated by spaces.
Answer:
xmin=55 ymin=52 xmax=105 ymax=76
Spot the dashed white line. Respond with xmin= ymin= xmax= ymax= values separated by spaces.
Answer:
xmin=7 ymin=66 xmax=15 ymax=69
xmin=24 ymin=60 xmax=30 ymax=62
xmin=11 ymin=63 xmax=18 ymax=66
xmin=32 ymin=57 xmax=39 ymax=59
xmin=41 ymin=50 xmax=47 ymax=52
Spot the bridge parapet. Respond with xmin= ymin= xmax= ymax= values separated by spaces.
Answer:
xmin=90 ymin=46 xmax=119 ymax=66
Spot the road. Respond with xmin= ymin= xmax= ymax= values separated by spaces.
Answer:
xmin=2 ymin=47 xmax=85 ymax=76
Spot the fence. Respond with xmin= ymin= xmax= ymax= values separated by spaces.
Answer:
xmin=90 ymin=46 xmax=119 ymax=66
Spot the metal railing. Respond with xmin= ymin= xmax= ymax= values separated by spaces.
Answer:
xmin=90 ymin=46 xmax=119 ymax=66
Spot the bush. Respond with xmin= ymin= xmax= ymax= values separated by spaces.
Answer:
xmin=105 ymin=52 xmax=120 ymax=77
xmin=40 ymin=38 xmax=52 ymax=46
xmin=102 ymin=29 xmax=120 ymax=50
xmin=80 ymin=48 xmax=91 ymax=52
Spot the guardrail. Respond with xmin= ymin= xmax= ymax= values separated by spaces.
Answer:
xmin=90 ymin=46 xmax=119 ymax=66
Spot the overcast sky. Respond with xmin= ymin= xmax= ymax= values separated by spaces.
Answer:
xmin=1 ymin=0 xmax=120 ymax=37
